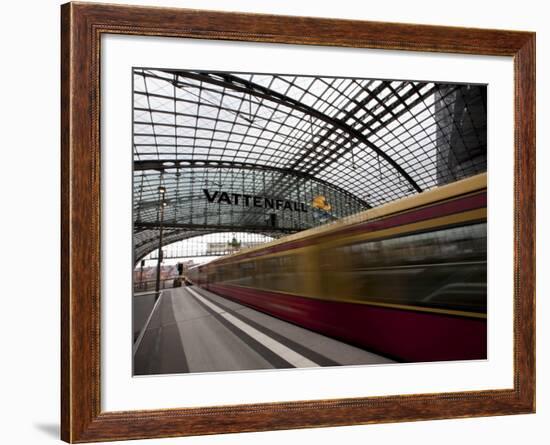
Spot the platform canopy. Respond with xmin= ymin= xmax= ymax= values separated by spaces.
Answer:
xmin=133 ymin=68 xmax=487 ymax=261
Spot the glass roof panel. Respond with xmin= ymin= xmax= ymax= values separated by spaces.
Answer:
xmin=133 ymin=68 xmax=487 ymax=260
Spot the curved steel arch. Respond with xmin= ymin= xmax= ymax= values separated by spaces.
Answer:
xmin=134 ymin=158 xmax=371 ymax=208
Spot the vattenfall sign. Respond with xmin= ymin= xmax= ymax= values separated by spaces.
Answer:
xmin=203 ymin=189 xmax=308 ymax=212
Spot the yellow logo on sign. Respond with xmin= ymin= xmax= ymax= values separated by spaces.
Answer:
xmin=311 ymin=195 xmax=331 ymax=211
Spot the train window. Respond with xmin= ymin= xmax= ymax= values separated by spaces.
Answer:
xmin=355 ymin=223 xmax=486 ymax=267
xmin=322 ymin=222 xmax=487 ymax=313
xmin=238 ymin=261 xmax=255 ymax=275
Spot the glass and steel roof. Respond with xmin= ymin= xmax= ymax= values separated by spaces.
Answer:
xmin=133 ymin=68 xmax=487 ymax=260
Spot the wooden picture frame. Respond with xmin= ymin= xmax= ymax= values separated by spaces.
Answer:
xmin=61 ymin=2 xmax=535 ymax=442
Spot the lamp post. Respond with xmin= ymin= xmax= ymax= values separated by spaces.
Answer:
xmin=139 ymin=259 xmax=145 ymax=290
xmin=154 ymin=185 xmax=166 ymax=298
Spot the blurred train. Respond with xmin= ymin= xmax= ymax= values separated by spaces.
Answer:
xmin=187 ymin=173 xmax=487 ymax=363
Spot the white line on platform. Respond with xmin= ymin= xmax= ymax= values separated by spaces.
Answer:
xmin=186 ymin=287 xmax=320 ymax=368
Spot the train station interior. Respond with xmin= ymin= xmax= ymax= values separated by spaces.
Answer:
xmin=132 ymin=68 xmax=488 ymax=375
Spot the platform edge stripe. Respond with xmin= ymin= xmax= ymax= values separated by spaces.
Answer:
xmin=187 ymin=287 xmax=321 ymax=368
xmin=188 ymin=289 xmax=295 ymax=369
xmin=193 ymin=288 xmax=343 ymax=367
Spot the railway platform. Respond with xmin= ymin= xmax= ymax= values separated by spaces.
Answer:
xmin=133 ymin=285 xmax=394 ymax=375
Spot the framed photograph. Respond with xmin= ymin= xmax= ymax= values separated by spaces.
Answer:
xmin=61 ymin=2 xmax=535 ymax=442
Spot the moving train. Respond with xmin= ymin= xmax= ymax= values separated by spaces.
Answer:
xmin=187 ymin=173 xmax=487 ymax=363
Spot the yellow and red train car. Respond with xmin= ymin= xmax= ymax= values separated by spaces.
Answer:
xmin=188 ymin=173 xmax=487 ymax=363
